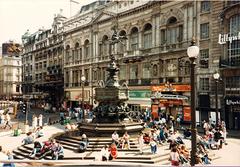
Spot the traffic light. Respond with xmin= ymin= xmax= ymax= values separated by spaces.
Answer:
xmin=22 ymin=103 xmax=26 ymax=113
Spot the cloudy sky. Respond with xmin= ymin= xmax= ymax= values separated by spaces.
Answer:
xmin=0 ymin=0 xmax=94 ymax=45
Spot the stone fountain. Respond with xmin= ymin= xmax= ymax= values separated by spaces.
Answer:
xmin=78 ymin=27 xmax=143 ymax=137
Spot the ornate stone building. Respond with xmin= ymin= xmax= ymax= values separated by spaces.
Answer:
xmin=21 ymin=12 xmax=66 ymax=107
xmin=63 ymin=0 xmax=212 ymax=121
xmin=63 ymin=0 xmax=240 ymax=128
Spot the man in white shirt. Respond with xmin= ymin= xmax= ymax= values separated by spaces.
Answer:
xmin=112 ymin=131 xmax=119 ymax=147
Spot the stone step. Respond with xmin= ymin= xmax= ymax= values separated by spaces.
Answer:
xmin=13 ymin=150 xmax=31 ymax=159
xmin=113 ymin=159 xmax=155 ymax=164
xmin=17 ymin=147 xmax=32 ymax=154
xmin=56 ymin=139 xmax=138 ymax=149
xmin=56 ymin=137 xmax=137 ymax=146
xmin=12 ymin=152 xmax=26 ymax=160
xmin=61 ymin=136 xmax=137 ymax=143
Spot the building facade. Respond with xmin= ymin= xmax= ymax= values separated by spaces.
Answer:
xmin=218 ymin=1 xmax=240 ymax=129
xmin=0 ymin=42 xmax=22 ymax=100
xmin=62 ymin=0 xmax=240 ymax=129
xmin=21 ymin=12 xmax=66 ymax=107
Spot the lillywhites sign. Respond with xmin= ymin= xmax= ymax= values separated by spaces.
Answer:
xmin=218 ymin=32 xmax=240 ymax=44
xmin=226 ymin=99 xmax=240 ymax=105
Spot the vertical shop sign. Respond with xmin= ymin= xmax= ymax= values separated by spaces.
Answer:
xmin=183 ymin=106 xmax=191 ymax=122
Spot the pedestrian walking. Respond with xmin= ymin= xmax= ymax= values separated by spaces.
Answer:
xmin=4 ymin=114 xmax=12 ymax=129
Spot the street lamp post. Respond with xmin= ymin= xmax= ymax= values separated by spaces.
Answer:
xmin=213 ymin=72 xmax=220 ymax=126
xmin=187 ymin=39 xmax=199 ymax=166
xmin=81 ymin=75 xmax=86 ymax=121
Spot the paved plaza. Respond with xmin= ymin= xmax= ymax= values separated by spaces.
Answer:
xmin=0 ymin=120 xmax=240 ymax=166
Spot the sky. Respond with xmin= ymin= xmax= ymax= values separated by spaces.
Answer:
xmin=0 ymin=0 xmax=95 ymax=45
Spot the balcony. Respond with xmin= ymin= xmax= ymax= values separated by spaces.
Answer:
xmin=141 ymin=78 xmax=151 ymax=86
xmin=128 ymin=79 xmax=139 ymax=86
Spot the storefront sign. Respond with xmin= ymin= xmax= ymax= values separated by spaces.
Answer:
xmin=226 ymin=99 xmax=240 ymax=105
xmin=151 ymin=105 xmax=159 ymax=119
xmin=151 ymin=84 xmax=191 ymax=92
xmin=218 ymin=32 xmax=240 ymax=44
xmin=129 ymin=90 xmax=151 ymax=98
xmin=183 ymin=106 xmax=191 ymax=122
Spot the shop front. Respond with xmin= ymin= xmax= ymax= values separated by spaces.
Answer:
xmin=225 ymin=96 xmax=240 ymax=130
xmin=151 ymin=84 xmax=191 ymax=122
xmin=64 ymin=89 xmax=91 ymax=109
xmin=127 ymin=90 xmax=151 ymax=113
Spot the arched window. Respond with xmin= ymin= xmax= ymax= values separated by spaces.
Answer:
xmin=65 ymin=45 xmax=70 ymax=64
xmin=102 ymin=35 xmax=108 ymax=58
xmin=84 ymin=40 xmax=90 ymax=61
xmin=143 ymin=23 xmax=152 ymax=49
xmin=118 ymin=30 xmax=127 ymax=53
xmin=130 ymin=27 xmax=139 ymax=51
xmin=75 ymin=42 xmax=79 ymax=62
xmin=228 ymin=14 xmax=240 ymax=66
xmin=161 ymin=16 xmax=183 ymax=45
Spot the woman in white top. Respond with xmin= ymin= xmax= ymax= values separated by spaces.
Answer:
xmin=38 ymin=114 xmax=43 ymax=127
xmin=170 ymin=147 xmax=180 ymax=166
xmin=32 ymin=115 xmax=38 ymax=131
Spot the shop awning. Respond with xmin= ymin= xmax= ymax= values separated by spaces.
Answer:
xmin=127 ymin=98 xmax=151 ymax=107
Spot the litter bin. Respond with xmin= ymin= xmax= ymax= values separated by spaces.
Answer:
xmin=13 ymin=129 xmax=20 ymax=136
xmin=64 ymin=117 xmax=71 ymax=125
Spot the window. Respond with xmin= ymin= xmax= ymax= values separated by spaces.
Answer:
xmin=130 ymin=27 xmax=139 ymax=51
xmin=200 ymin=23 xmax=209 ymax=39
xmin=84 ymin=40 xmax=90 ymax=60
xmin=142 ymin=63 xmax=150 ymax=78
xmin=184 ymin=61 xmax=190 ymax=75
xmin=65 ymin=45 xmax=70 ymax=63
xmin=161 ymin=29 xmax=166 ymax=44
xmin=79 ymin=48 xmax=82 ymax=61
xmin=226 ymin=76 xmax=240 ymax=88
xmin=199 ymin=78 xmax=209 ymax=91
xmin=75 ymin=43 xmax=79 ymax=61
xmin=130 ymin=65 xmax=138 ymax=79
xmin=201 ymin=1 xmax=210 ymax=12
xmin=228 ymin=14 xmax=240 ymax=66
xmin=162 ymin=17 xmax=183 ymax=45
xmin=118 ymin=30 xmax=127 ymax=53
xmin=102 ymin=35 xmax=108 ymax=57
xmin=43 ymin=61 xmax=47 ymax=68
xmin=143 ymin=24 xmax=152 ymax=49
xmin=119 ymin=65 xmax=126 ymax=80
xmin=199 ymin=49 xmax=209 ymax=68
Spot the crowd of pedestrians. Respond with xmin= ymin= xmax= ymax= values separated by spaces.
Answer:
xmin=29 ymin=139 xmax=64 ymax=160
